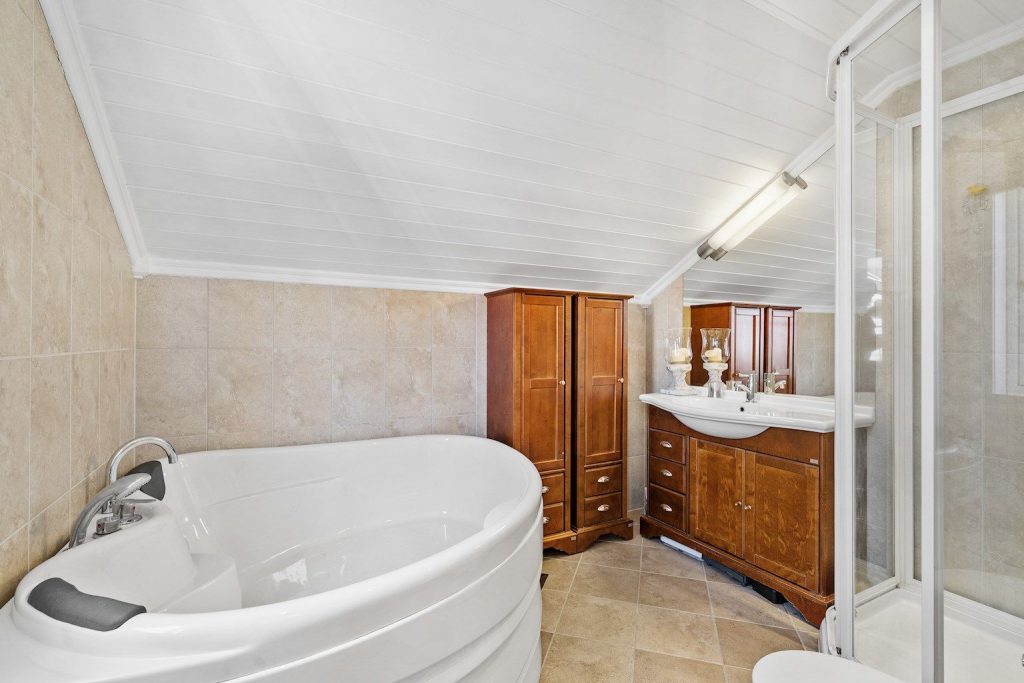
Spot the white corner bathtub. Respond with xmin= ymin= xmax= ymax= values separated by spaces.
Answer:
xmin=0 ymin=435 xmax=543 ymax=682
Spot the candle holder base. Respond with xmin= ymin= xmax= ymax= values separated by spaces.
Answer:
xmin=703 ymin=362 xmax=729 ymax=398
xmin=661 ymin=362 xmax=701 ymax=395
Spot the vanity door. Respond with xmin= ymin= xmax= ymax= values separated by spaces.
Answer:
xmin=742 ymin=451 xmax=819 ymax=590
xmin=688 ymin=439 xmax=745 ymax=557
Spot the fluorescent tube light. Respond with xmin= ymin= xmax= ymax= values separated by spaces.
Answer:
xmin=697 ymin=172 xmax=807 ymax=261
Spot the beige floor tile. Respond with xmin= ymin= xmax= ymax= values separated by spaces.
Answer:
xmin=639 ymin=573 xmax=712 ymax=615
xmin=723 ymin=666 xmax=754 ymax=683
xmin=555 ymin=593 xmax=638 ymax=645
xmin=707 ymin=582 xmax=792 ymax=628
xmin=541 ymin=635 xmax=634 ymax=683
xmin=542 ymin=589 xmax=567 ymax=632
xmin=542 ymin=557 xmax=578 ymax=592
xmin=634 ymin=649 xmax=726 ymax=683
xmin=604 ymin=509 xmax=643 ymax=546
xmin=641 ymin=542 xmax=707 ymax=580
xmin=636 ymin=605 xmax=722 ymax=663
xmin=570 ymin=563 xmax=641 ymax=603
xmin=540 ymin=631 xmax=554 ymax=664
xmin=705 ymin=562 xmax=742 ymax=584
xmin=580 ymin=540 xmax=642 ymax=570
xmin=544 ymin=548 xmax=581 ymax=565
xmin=715 ymin=618 xmax=802 ymax=669
xmin=795 ymin=626 xmax=819 ymax=651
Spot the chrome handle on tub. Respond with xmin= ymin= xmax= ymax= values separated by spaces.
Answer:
xmin=541 ymin=485 xmax=549 ymax=494
xmin=660 ymin=440 xmax=672 ymax=448
xmin=597 ymin=504 xmax=610 ymax=512
xmin=660 ymin=469 xmax=672 ymax=477
xmin=597 ymin=475 xmax=610 ymax=483
xmin=660 ymin=503 xmax=673 ymax=512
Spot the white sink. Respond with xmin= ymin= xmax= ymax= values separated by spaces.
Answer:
xmin=639 ymin=391 xmax=875 ymax=439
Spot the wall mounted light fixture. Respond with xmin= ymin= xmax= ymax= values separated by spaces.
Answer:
xmin=697 ymin=172 xmax=808 ymax=261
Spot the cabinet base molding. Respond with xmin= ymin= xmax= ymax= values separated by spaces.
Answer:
xmin=542 ymin=519 xmax=634 ymax=555
xmin=639 ymin=515 xmax=831 ymax=625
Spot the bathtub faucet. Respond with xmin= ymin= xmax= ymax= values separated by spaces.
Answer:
xmin=68 ymin=473 xmax=151 ymax=549
xmin=108 ymin=436 xmax=178 ymax=486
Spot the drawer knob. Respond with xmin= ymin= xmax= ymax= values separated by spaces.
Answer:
xmin=660 ymin=503 xmax=673 ymax=512
xmin=597 ymin=475 xmax=610 ymax=483
xmin=543 ymin=516 xmax=550 ymax=524
xmin=735 ymin=501 xmax=743 ymax=508
xmin=660 ymin=440 xmax=673 ymax=448
xmin=541 ymin=485 xmax=549 ymax=494
xmin=660 ymin=469 xmax=672 ymax=478
xmin=744 ymin=504 xmax=753 ymax=511
xmin=597 ymin=504 xmax=610 ymax=512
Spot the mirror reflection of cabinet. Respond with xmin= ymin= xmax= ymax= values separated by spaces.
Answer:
xmin=688 ymin=303 xmax=799 ymax=393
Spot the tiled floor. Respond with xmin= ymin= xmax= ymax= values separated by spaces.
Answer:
xmin=539 ymin=510 xmax=819 ymax=683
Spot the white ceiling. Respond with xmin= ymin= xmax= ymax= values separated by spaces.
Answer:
xmin=47 ymin=0 xmax=1022 ymax=303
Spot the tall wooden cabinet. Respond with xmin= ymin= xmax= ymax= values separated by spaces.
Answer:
xmin=689 ymin=303 xmax=799 ymax=393
xmin=487 ymin=288 xmax=633 ymax=554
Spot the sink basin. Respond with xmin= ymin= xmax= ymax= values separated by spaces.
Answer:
xmin=639 ymin=391 xmax=875 ymax=439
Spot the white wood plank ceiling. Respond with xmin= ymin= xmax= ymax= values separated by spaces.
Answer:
xmin=50 ymin=0 xmax=1021 ymax=302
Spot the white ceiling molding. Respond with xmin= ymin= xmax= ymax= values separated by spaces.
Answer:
xmin=144 ymin=256 xmax=495 ymax=294
xmin=41 ymin=0 xmax=149 ymax=274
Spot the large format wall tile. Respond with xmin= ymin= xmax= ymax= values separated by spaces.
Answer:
xmin=0 ymin=0 xmax=136 ymax=604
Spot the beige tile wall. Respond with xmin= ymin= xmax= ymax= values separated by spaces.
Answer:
xmin=0 ymin=0 xmax=136 ymax=603
xmin=134 ymin=277 xmax=486 ymax=452
xmin=626 ymin=303 xmax=647 ymax=509
xmin=794 ymin=312 xmax=835 ymax=396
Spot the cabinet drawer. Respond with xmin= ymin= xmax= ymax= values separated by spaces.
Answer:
xmin=649 ymin=406 xmax=682 ymax=433
xmin=583 ymin=463 xmax=622 ymax=497
xmin=649 ymin=456 xmax=686 ymax=494
xmin=648 ymin=485 xmax=687 ymax=532
xmin=649 ymin=429 xmax=685 ymax=463
xmin=581 ymin=493 xmax=622 ymax=527
xmin=541 ymin=472 xmax=565 ymax=505
xmin=542 ymin=503 xmax=565 ymax=536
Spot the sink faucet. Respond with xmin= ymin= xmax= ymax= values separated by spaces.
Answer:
xmin=108 ymin=436 xmax=178 ymax=486
xmin=738 ymin=372 xmax=758 ymax=402
xmin=68 ymin=473 xmax=151 ymax=549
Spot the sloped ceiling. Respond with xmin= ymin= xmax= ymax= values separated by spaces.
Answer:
xmin=45 ymin=0 xmax=1020 ymax=303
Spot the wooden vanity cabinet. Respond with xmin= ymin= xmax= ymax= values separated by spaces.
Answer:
xmin=689 ymin=303 xmax=798 ymax=393
xmin=487 ymin=289 xmax=633 ymax=554
xmin=641 ymin=405 xmax=834 ymax=624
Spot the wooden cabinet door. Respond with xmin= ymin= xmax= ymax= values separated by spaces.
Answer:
xmin=689 ymin=439 xmax=745 ymax=556
xmin=743 ymin=451 xmax=819 ymax=590
xmin=576 ymin=296 xmax=625 ymax=468
xmin=520 ymin=293 xmax=570 ymax=472
xmin=764 ymin=307 xmax=796 ymax=394
xmin=730 ymin=306 xmax=763 ymax=385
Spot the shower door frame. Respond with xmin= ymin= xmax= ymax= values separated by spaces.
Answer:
xmin=829 ymin=0 xmax=942 ymax=675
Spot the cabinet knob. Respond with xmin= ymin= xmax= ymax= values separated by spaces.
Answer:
xmin=734 ymin=501 xmax=743 ymax=508
xmin=597 ymin=504 xmax=610 ymax=512
xmin=744 ymin=504 xmax=752 ymax=511
xmin=618 ymin=377 xmax=624 ymax=383
xmin=559 ymin=379 xmax=566 ymax=386
xmin=543 ymin=516 xmax=550 ymax=524
xmin=659 ymin=440 xmax=673 ymax=449
xmin=541 ymin=485 xmax=549 ymax=494
xmin=597 ymin=475 xmax=610 ymax=483
xmin=660 ymin=503 xmax=673 ymax=512
xmin=660 ymin=469 xmax=672 ymax=478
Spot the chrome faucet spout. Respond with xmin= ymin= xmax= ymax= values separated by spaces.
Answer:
xmin=108 ymin=436 xmax=178 ymax=486
xmin=68 ymin=473 xmax=151 ymax=549
xmin=738 ymin=372 xmax=758 ymax=402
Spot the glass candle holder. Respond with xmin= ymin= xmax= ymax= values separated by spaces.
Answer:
xmin=700 ymin=328 xmax=731 ymax=364
xmin=700 ymin=328 xmax=731 ymax=398
xmin=664 ymin=327 xmax=692 ymax=365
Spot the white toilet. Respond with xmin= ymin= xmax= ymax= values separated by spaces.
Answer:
xmin=753 ymin=651 xmax=904 ymax=683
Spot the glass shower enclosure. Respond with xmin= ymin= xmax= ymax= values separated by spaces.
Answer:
xmin=827 ymin=0 xmax=1024 ymax=680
